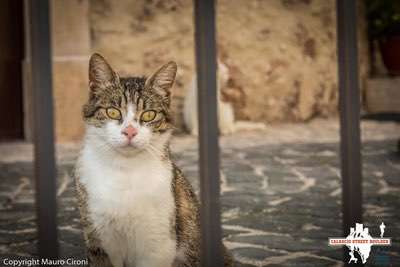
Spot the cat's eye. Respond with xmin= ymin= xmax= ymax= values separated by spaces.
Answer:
xmin=141 ymin=110 xmax=157 ymax=122
xmin=106 ymin=108 xmax=122 ymax=120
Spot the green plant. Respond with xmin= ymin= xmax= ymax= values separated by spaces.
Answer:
xmin=366 ymin=0 xmax=400 ymax=39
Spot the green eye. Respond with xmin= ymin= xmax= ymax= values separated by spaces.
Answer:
xmin=106 ymin=107 xmax=121 ymax=120
xmin=141 ymin=110 xmax=157 ymax=122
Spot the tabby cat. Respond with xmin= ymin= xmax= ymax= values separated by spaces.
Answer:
xmin=75 ymin=53 xmax=233 ymax=267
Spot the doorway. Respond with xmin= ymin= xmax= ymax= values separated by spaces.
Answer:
xmin=0 ymin=0 xmax=24 ymax=141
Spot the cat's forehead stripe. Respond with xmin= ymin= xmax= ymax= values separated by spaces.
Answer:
xmin=137 ymin=96 xmax=144 ymax=110
xmin=122 ymin=88 xmax=128 ymax=106
xmin=126 ymin=103 xmax=135 ymax=122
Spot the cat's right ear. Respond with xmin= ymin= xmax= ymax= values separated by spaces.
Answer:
xmin=89 ymin=53 xmax=119 ymax=90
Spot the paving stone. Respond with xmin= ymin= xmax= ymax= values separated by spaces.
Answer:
xmin=0 ymin=136 xmax=399 ymax=266
xmin=276 ymin=256 xmax=336 ymax=267
xmin=231 ymin=247 xmax=285 ymax=261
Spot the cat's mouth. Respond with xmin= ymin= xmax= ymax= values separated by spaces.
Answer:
xmin=116 ymin=139 xmax=145 ymax=150
xmin=111 ymin=142 xmax=146 ymax=157
xmin=120 ymin=141 xmax=137 ymax=148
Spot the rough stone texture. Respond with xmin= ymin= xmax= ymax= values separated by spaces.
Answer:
xmin=365 ymin=78 xmax=400 ymax=113
xmin=51 ymin=0 xmax=91 ymax=142
xmin=23 ymin=0 xmax=91 ymax=142
xmin=90 ymin=0 xmax=369 ymax=127
xmin=51 ymin=0 xmax=91 ymax=57
xmin=52 ymin=61 xmax=89 ymax=142
xmin=0 ymin=120 xmax=399 ymax=266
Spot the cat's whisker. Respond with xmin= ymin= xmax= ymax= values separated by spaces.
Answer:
xmin=167 ymin=125 xmax=179 ymax=131
xmin=92 ymin=142 xmax=114 ymax=156
xmin=144 ymin=147 xmax=160 ymax=161
xmin=145 ymin=146 xmax=162 ymax=157
xmin=147 ymin=144 xmax=165 ymax=157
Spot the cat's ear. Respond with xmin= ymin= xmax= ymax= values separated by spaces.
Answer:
xmin=89 ymin=53 xmax=119 ymax=90
xmin=145 ymin=61 xmax=177 ymax=97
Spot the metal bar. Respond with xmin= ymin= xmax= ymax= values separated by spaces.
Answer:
xmin=194 ymin=0 xmax=224 ymax=266
xmin=336 ymin=0 xmax=362 ymax=263
xmin=29 ymin=0 xmax=59 ymax=259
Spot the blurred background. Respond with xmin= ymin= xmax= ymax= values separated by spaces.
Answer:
xmin=0 ymin=0 xmax=399 ymax=266
xmin=1 ymin=0 xmax=400 ymax=141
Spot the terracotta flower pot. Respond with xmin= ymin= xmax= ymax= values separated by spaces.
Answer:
xmin=379 ymin=35 xmax=400 ymax=76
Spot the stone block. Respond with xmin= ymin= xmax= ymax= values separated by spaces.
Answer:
xmin=52 ymin=60 xmax=88 ymax=142
xmin=366 ymin=78 xmax=400 ymax=113
xmin=51 ymin=0 xmax=90 ymax=57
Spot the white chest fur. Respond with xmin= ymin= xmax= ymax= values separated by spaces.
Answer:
xmin=78 ymin=144 xmax=176 ymax=267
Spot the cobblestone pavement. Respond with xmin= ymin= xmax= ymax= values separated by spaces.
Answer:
xmin=0 ymin=120 xmax=399 ymax=266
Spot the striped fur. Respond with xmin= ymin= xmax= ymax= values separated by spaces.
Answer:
xmin=75 ymin=53 xmax=233 ymax=267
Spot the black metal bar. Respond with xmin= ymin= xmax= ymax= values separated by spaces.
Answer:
xmin=336 ymin=0 xmax=362 ymax=264
xmin=29 ymin=0 xmax=59 ymax=259
xmin=194 ymin=0 xmax=223 ymax=266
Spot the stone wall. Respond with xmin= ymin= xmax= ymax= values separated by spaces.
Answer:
xmin=90 ymin=0 xmax=369 ymax=130
xmin=23 ymin=0 xmax=91 ymax=142
xmin=51 ymin=0 xmax=91 ymax=142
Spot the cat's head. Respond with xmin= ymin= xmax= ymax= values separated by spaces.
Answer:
xmin=83 ymin=53 xmax=177 ymax=156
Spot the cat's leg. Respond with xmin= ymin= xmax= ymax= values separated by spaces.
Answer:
xmin=87 ymin=246 xmax=114 ymax=267
xmin=75 ymin=177 xmax=114 ymax=267
xmin=135 ymin=239 xmax=176 ymax=267
xmin=97 ymin=229 xmax=126 ymax=267
xmin=83 ymin=225 xmax=118 ymax=267
xmin=190 ymin=126 xmax=198 ymax=136
xmin=218 ymin=101 xmax=236 ymax=135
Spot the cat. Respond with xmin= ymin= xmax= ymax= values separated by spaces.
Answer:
xmin=74 ymin=53 xmax=233 ymax=267
xmin=183 ymin=61 xmax=236 ymax=136
xmin=183 ymin=61 xmax=266 ymax=136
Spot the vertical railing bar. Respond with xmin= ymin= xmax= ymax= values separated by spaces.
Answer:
xmin=194 ymin=0 xmax=224 ymax=266
xmin=29 ymin=0 xmax=59 ymax=259
xmin=336 ymin=0 xmax=362 ymax=264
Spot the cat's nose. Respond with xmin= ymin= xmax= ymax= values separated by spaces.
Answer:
xmin=121 ymin=125 xmax=138 ymax=141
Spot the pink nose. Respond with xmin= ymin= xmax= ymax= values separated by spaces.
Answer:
xmin=121 ymin=125 xmax=138 ymax=141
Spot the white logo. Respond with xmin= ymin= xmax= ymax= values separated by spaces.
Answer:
xmin=329 ymin=222 xmax=391 ymax=264
xmin=380 ymin=222 xmax=385 ymax=238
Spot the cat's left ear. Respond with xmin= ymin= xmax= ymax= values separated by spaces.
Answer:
xmin=145 ymin=61 xmax=177 ymax=98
